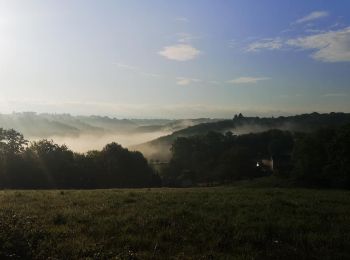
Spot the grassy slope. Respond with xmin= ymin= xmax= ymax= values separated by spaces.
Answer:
xmin=0 ymin=186 xmax=350 ymax=259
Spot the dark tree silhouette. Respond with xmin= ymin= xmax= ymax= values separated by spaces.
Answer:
xmin=0 ymin=128 xmax=160 ymax=189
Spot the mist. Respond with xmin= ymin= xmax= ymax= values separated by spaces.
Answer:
xmin=228 ymin=122 xmax=302 ymax=136
xmin=0 ymin=113 xmax=216 ymax=155
xmin=30 ymin=131 xmax=171 ymax=153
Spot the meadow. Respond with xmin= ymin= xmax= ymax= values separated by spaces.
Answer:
xmin=0 ymin=184 xmax=350 ymax=259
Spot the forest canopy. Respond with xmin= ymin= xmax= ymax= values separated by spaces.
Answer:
xmin=0 ymin=128 xmax=160 ymax=189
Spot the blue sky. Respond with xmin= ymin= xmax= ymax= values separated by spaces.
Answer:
xmin=0 ymin=0 xmax=349 ymax=118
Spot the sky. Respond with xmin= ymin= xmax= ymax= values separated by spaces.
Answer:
xmin=0 ymin=0 xmax=350 ymax=118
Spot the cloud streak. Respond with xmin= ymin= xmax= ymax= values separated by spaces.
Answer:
xmin=113 ymin=62 xmax=138 ymax=70
xmin=175 ymin=17 xmax=189 ymax=23
xmin=294 ymin=11 xmax=329 ymax=24
xmin=113 ymin=62 xmax=220 ymax=86
xmin=176 ymin=32 xmax=198 ymax=43
xmin=322 ymin=93 xmax=348 ymax=98
xmin=245 ymin=38 xmax=283 ymax=52
xmin=113 ymin=62 xmax=162 ymax=78
xmin=228 ymin=77 xmax=270 ymax=84
xmin=176 ymin=77 xmax=201 ymax=86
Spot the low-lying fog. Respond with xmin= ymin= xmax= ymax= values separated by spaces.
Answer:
xmin=30 ymin=131 xmax=171 ymax=153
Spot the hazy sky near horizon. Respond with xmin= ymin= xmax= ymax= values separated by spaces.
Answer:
xmin=0 ymin=0 xmax=350 ymax=118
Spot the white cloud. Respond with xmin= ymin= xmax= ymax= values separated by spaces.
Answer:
xmin=159 ymin=44 xmax=200 ymax=61
xmin=245 ymin=38 xmax=283 ymax=52
xmin=287 ymin=27 xmax=350 ymax=62
xmin=295 ymin=11 xmax=329 ymax=24
xmin=176 ymin=77 xmax=201 ymax=86
xmin=228 ymin=77 xmax=270 ymax=84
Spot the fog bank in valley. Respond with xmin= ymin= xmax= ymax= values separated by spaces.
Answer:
xmin=0 ymin=113 xmax=216 ymax=154
xmin=33 ymin=131 xmax=171 ymax=153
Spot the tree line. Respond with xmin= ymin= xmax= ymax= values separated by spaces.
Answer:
xmin=0 ymin=128 xmax=160 ymax=189
xmin=1 ymin=123 xmax=349 ymax=189
xmin=161 ymin=124 xmax=350 ymax=188
xmin=161 ymin=129 xmax=293 ymax=186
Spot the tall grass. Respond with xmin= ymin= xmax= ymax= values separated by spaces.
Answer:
xmin=0 ymin=186 xmax=349 ymax=259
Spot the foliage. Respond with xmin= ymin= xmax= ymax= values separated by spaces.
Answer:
xmin=0 ymin=128 xmax=159 ymax=189
xmin=164 ymin=123 xmax=350 ymax=189
xmin=163 ymin=130 xmax=294 ymax=186
xmin=292 ymin=124 xmax=350 ymax=188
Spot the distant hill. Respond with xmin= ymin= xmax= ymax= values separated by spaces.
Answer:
xmin=133 ymin=118 xmax=220 ymax=133
xmin=132 ymin=112 xmax=350 ymax=161
xmin=0 ymin=113 xmax=134 ymax=138
xmin=0 ymin=112 xmax=216 ymax=139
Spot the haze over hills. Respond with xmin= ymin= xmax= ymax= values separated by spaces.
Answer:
xmin=0 ymin=112 xmax=217 ymax=151
xmin=1 ymin=112 xmax=350 ymax=160
xmin=133 ymin=112 xmax=350 ymax=160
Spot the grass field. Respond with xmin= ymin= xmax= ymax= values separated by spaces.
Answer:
xmin=0 ymin=184 xmax=350 ymax=259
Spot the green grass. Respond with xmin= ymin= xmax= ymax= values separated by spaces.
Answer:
xmin=0 ymin=185 xmax=350 ymax=259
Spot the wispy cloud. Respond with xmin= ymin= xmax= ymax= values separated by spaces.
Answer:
xmin=228 ymin=39 xmax=237 ymax=48
xmin=294 ymin=11 xmax=329 ymax=24
xmin=322 ymin=93 xmax=348 ymax=97
xmin=245 ymin=26 xmax=350 ymax=63
xmin=175 ymin=17 xmax=189 ymax=23
xmin=287 ymin=27 xmax=350 ymax=62
xmin=159 ymin=44 xmax=201 ymax=61
xmin=176 ymin=32 xmax=198 ymax=43
xmin=113 ymin=62 xmax=162 ymax=78
xmin=304 ymin=28 xmax=325 ymax=34
xmin=113 ymin=62 xmax=215 ymax=85
xmin=176 ymin=77 xmax=201 ymax=86
xmin=113 ymin=62 xmax=138 ymax=71
xmin=228 ymin=77 xmax=270 ymax=84
xmin=139 ymin=72 xmax=162 ymax=78
xmin=209 ymin=80 xmax=220 ymax=85
xmin=245 ymin=38 xmax=283 ymax=52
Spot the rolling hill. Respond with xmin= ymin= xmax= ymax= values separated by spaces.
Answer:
xmin=132 ymin=112 xmax=350 ymax=160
